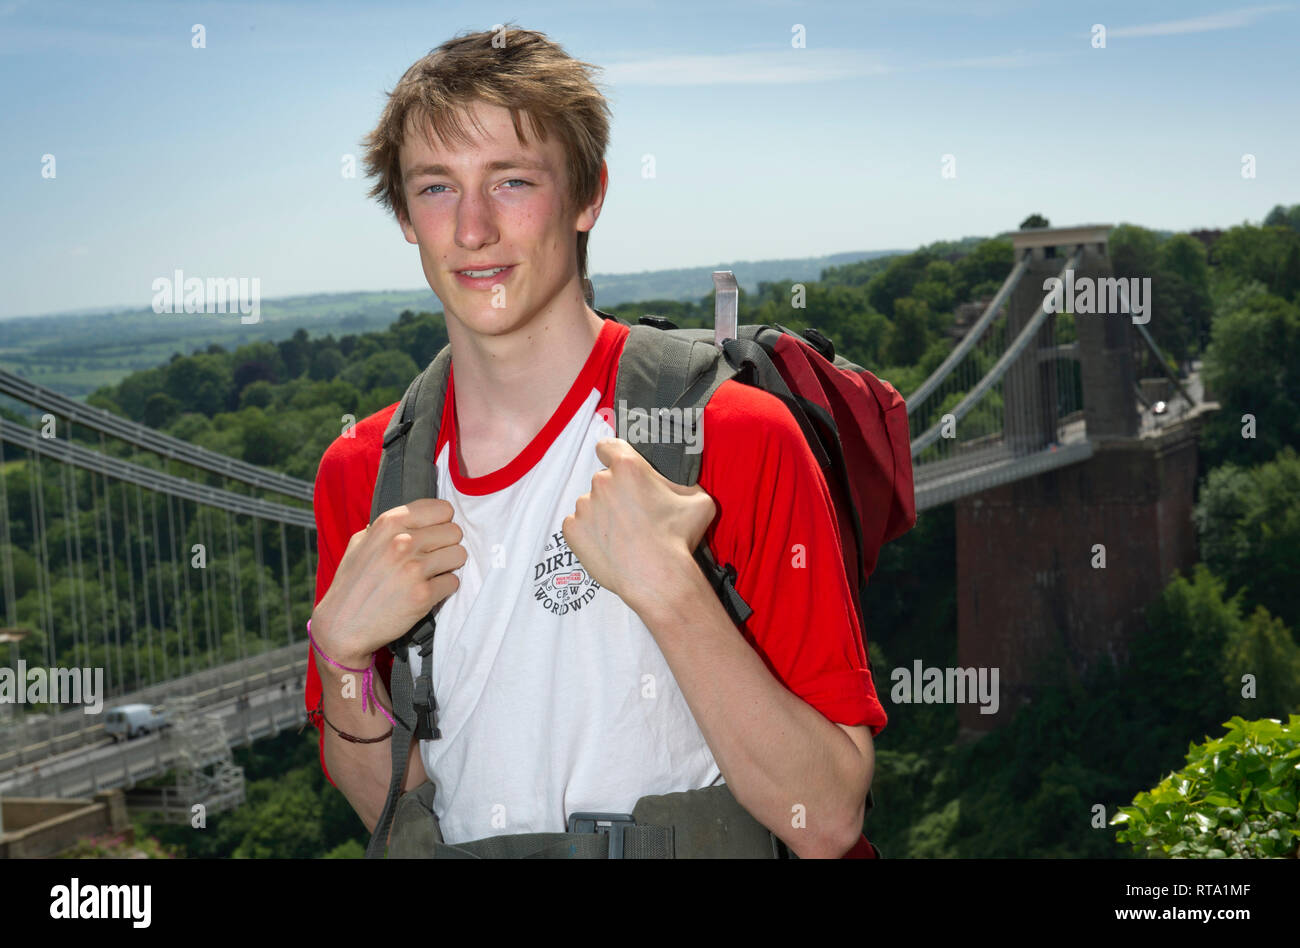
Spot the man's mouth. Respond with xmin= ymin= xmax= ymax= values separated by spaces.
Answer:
xmin=454 ymin=264 xmax=515 ymax=288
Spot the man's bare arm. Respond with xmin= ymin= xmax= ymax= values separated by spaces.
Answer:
xmin=309 ymin=499 xmax=465 ymax=838
xmin=629 ymin=552 xmax=874 ymax=859
xmin=315 ymin=645 xmax=429 ymax=837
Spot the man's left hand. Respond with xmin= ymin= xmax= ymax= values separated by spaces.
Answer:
xmin=562 ymin=437 xmax=717 ymax=609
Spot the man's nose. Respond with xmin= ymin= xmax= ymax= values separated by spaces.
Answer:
xmin=455 ymin=187 xmax=498 ymax=250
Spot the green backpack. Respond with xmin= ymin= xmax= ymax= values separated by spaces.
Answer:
xmin=364 ymin=286 xmax=913 ymax=858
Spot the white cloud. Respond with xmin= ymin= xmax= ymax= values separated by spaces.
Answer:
xmin=920 ymin=50 xmax=1063 ymax=70
xmin=1108 ymin=4 xmax=1291 ymax=38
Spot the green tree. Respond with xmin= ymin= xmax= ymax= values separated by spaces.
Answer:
xmin=163 ymin=354 xmax=231 ymax=418
xmin=1263 ymin=203 xmax=1300 ymax=233
xmin=240 ymin=406 xmax=288 ymax=466
xmin=278 ymin=327 xmax=312 ymax=379
xmin=886 ymin=297 xmax=930 ymax=366
xmin=1138 ymin=564 xmax=1300 ymax=724
xmin=239 ymin=379 xmax=275 ymax=410
xmin=1020 ymin=213 xmax=1049 ymax=229
xmin=231 ymin=341 xmax=285 ymax=406
xmin=867 ymin=250 xmax=937 ymax=319
xmin=1222 ymin=607 xmax=1300 ymax=719
xmin=820 ymin=254 xmax=897 ymax=289
xmin=169 ymin=411 xmax=214 ymax=444
xmin=1109 ymin=224 xmax=1160 ymax=281
xmin=324 ymin=839 xmax=365 ymax=858
xmin=341 ymin=349 xmax=420 ymax=394
xmin=1158 ymin=233 xmax=1214 ymax=353
xmin=0 ymin=543 xmax=38 ymax=601
xmin=1211 ymin=223 xmax=1300 ymax=300
xmin=310 ymin=347 xmax=345 ymax=381
xmin=231 ymin=771 xmax=325 ymax=859
xmin=143 ymin=392 xmax=182 ymax=429
xmin=1135 ymin=566 xmax=1242 ymax=727
xmin=1109 ymin=223 xmax=1194 ymax=362
xmin=1279 ymin=241 xmax=1300 ymax=304
xmin=1194 ymin=448 xmax=1300 ymax=631
xmin=107 ymin=365 xmax=165 ymax=420
xmin=953 ymin=238 xmax=1014 ymax=302
xmin=911 ymin=260 xmax=957 ymax=326
xmin=1201 ymin=292 xmax=1300 ymax=467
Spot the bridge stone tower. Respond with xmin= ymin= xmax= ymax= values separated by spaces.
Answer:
xmin=1003 ymin=226 xmax=1138 ymax=453
xmin=954 ymin=225 xmax=1208 ymax=738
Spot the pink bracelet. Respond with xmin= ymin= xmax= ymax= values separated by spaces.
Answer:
xmin=307 ymin=618 xmax=397 ymax=727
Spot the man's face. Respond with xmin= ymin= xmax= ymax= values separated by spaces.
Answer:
xmin=397 ymin=101 xmax=600 ymax=338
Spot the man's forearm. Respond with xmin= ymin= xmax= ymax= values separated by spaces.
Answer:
xmin=315 ymin=649 xmax=425 ymax=836
xmin=629 ymin=552 xmax=872 ymax=859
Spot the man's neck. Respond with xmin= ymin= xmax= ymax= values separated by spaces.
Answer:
xmin=445 ymin=288 xmax=607 ymax=474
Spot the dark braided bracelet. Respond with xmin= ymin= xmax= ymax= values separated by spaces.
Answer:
xmin=313 ymin=696 xmax=393 ymax=744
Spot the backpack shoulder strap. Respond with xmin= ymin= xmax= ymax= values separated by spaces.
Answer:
xmin=365 ymin=343 xmax=452 ymax=859
xmin=614 ymin=324 xmax=753 ymax=624
xmin=613 ymin=324 xmax=733 ymax=485
xmin=370 ymin=343 xmax=452 ymax=524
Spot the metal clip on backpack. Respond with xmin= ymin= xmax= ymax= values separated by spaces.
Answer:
xmin=365 ymin=272 xmax=915 ymax=858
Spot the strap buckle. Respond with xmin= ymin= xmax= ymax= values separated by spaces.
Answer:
xmin=566 ymin=812 xmax=636 ymax=859
xmin=411 ymin=673 xmax=441 ymax=741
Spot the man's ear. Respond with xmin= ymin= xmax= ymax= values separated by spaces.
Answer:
xmin=398 ymin=206 xmax=418 ymax=245
xmin=575 ymin=160 xmax=609 ymax=234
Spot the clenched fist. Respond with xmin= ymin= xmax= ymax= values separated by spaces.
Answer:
xmin=311 ymin=498 xmax=468 ymax=667
xmin=562 ymin=437 xmax=717 ymax=612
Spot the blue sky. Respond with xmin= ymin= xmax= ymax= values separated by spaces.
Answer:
xmin=0 ymin=0 xmax=1296 ymax=319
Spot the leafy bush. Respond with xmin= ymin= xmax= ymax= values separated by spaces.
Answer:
xmin=1111 ymin=715 xmax=1300 ymax=858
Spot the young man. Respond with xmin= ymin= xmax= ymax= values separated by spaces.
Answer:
xmin=306 ymin=26 xmax=886 ymax=858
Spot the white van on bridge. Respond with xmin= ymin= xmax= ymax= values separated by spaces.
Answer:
xmin=104 ymin=704 xmax=170 ymax=742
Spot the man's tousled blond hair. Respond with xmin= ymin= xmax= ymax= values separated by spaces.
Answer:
xmin=362 ymin=25 xmax=612 ymax=283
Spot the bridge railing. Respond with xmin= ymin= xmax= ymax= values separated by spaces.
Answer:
xmin=0 ymin=640 xmax=309 ymax=768
xmin=0 ymin=418 xmax=314 ymax=527
xmin=0 ymin=367 xmax=314 ymax=501
xmin=5 ymin=689 xmax=305 ymax=800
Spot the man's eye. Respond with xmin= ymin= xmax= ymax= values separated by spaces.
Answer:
xmin=421 ymin=181 xmax=527 ymax=195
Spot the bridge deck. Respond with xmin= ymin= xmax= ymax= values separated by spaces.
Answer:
xmin=915 ymin=440 xmax=1095 ymax=511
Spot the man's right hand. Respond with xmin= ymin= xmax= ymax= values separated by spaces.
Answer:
xmin=310 ymin=498 xmax=467 ymax=667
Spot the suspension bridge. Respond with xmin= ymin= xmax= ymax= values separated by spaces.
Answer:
xmin=0 ymin=223 xmax=1216 ymax=828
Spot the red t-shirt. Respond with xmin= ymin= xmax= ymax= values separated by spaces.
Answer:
xmin=306 ymin=318 xmax=886 ymax=856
